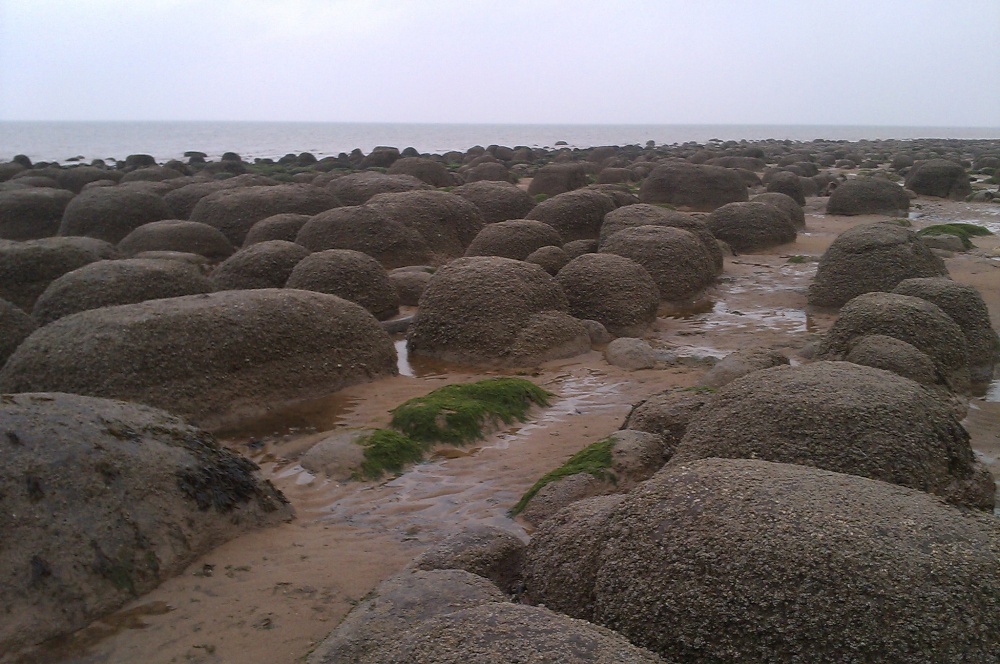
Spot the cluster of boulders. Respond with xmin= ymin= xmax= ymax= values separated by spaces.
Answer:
xmin=1 ymin=136 xmax=998 ymax=659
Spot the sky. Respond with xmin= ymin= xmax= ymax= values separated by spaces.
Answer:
xmin=0 ymin=0 xmax=998 ymax=127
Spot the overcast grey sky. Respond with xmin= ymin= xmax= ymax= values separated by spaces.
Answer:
xmin=1 ymin=0 xmax=998 ymax=126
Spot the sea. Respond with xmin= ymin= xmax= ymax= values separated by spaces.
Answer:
xmin=1 ymin=121 xmax=998 ymax=165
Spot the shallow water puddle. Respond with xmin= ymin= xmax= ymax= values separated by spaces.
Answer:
xmin=282 ymin=373 xmax=627 ymax=540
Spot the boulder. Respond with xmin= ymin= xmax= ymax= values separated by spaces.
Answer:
xmin=0 ymin=297 xmax=36 ymax=367
xmin=365 ymin=190 xmax=485 ymax=264
xmin=526 ymin=163 xmax=589 ymax=197
xmin=189 ymin=184 xmax=340 ymax=245
xmin=639 ymin=162 xmax=748 ymax=211
xmin=905 ymin=159 xmax=972 ymax=199
xmin=326 ymin=171 xmax=431 ymax=206
xmin=410 ymin=525 xmax=526 ymax=594
xmin=826 ymin=177 xmax=911 ymax=215
xmin=241 ymin=213 xmax=310 ymax=246
xmin=673 ymin=362 xmax=992 ymax=508
xmin=0 ymin=392 xmax=290 ymax=655
xmin=116 ymin=219 xmax=234 ymax=260
xmin=819 ymin=292 xmax=971 ymax=393
xmin=844 ymin=334 xmax=939 ymax=385
xmin=892 ymin=277 xmax=1000 ymax=383
xmin=525 ymin=244 xmax=570 ymax=275
xmin=697 ymin=347 xmax=789 ymax=388
xmin=0 ymin=289 xmax=397 ymax=427
xmin=210 ymin=240 xmax=310 ymax=290
xmin=460 ymin=161 xmax=514 ymax=184
xmin=388 ymin=268 xmax=432 ymax=306
xmin=407 ymin=256 xmax=583 ymax=366
xmin=524 ymin=458 xmax=1000 ymax=661
xmin=506 ymin=310 xmax=592 ymax=366
xmin=0 ymin=237 xmax=119 ymax=311
xmin=620 ymin=388 xmax=713 ymax=456
xmin=705 ymin=201 xmax=797 ymax=253
xmin=285 ymin=249 xmax=400 ymax=321
xmin=750 ymin=191 xmax=805 ymax=228
xmin=765 ymin=170 xmax=806 ymax=204
xmin=556 ymin=253 xmax=659 ymax=336
xmin=600 ymin=226 xmax=716 ymax=301
xmin=807 ymin=222 xmax=947 ymax=308
xmin=450 ymin=180 xmax=536 ymax=223
xmin=386 ymin=156 xmax=452 ymax=187
xmin=604 ymin=337 xmax=656 ymax=370
xmin=31 ymin=258 xmax=213 ymax=325
xmin=59 ymin=188 xmax=172 ymax=244
xmin=0 ymin=188 xmax=76 ymax=240
xmin=162 ymin=175 xmax=277 ymax=219
xmin=296 ymin=204 xmax=431 ymax=269
xmin=600 ymin=203 xmax=723 ymax=273
xmin=525 ymin=190 xmax=617 ymax=243
xmin=463 ymin=219 xmax=562 ymax=260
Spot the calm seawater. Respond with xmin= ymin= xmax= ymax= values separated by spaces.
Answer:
xmin=1 ymin=122 xmax=998 ymax=164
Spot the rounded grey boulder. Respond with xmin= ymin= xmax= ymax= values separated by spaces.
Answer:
xmin=210 ymin=240 xmax=310 ymax=291
xmin=59 ymin=187 xmax=171 ymax=244
xmin=0 ymin=289 xmax=397 ymax=428
xmin=706 ymin=201 xmax=797 ymax=253
xmin=450 ymin=180 xmax=537 ymax=223
xmin=639 ymin=162 xmax=748 ymax=211
xmin=600 ymin=225 xmax=716 ymax=301
xmin=826 ymin=177 xmax=911 ymax=216
xmin=285 ymin=249 xmax=400 ymax=321
xmin=0 ymin=236 xmax=119 ymax=311
xmin=807 ymin=221 xmax=947 ymax=308
xmin=464 ymin=219 xmax=562 ymax=260
xmin=116 ymin=219 xmax=234 ymax=260
xmin=0 ymin=188 xmax=76 ymax=240
xmin=557 ymin=253 xmax=659 ymax=337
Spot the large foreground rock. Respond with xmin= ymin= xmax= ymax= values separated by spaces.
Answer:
xmin=557 ymin=253 xmax=659 ymax=336
xmin=408 ymin=257 xmax=587 ymax=366
xmin=0 ymin=188 xmax=76 ymax=240
xmin=0 ymin=393 xmax=291 ymax=656
xmin=523 ymin=458 xmax=1000 ymax=661
xmin=672 ymin=361 xmax=993 ymax=509
xmin=0 ymin=289 xmax=396 ymax=427
xmin=808 ymin=221 xmax=947 ymax=308
xmin=0 ymin=297 xmax=36 ymax=367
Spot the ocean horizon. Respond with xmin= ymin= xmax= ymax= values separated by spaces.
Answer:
xmin=2 ymin=121 xmax=998 ymax=165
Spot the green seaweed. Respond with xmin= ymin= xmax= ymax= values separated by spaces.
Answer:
xmin=356 ymin=429 xmax=425 ymax=480
xmin=889 ymin=218 xmax=913 ymax=227
xmin=786 ymin=255 xmax=809 ymax=264
xmin=681 ymin=385 xmax=718 ymax=394
xmin=510 ymin=437 xmax=616 ymax=516
xmin=533 ymin=193 xmax=549 ymax=203
xmin=917 ymin=223 xmax=993 ymax=249
xmin=390 ymin=378 xmax=552 ymax=445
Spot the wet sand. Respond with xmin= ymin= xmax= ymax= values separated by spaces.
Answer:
xmin=26 ymin=197 xmax=1000 ymax=664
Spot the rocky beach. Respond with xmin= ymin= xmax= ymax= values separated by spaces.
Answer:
xmin=1 ymin=137 xmax=999 ymax=663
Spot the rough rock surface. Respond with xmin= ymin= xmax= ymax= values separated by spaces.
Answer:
xmin=525 ymin=244 xmax=570 ymax=275
xmin=189 ymin=184 xmax=340 ymax=245
xmin=697 ymin=347 xmax=789 ymax=388
xmin=892 ymin=277 xmax=1000 ymax=383
xmin=0 ymin=188 xmax=76 ymax=240
xmin=296 ymin=204 xmax=431 ymax=269
xmin=0 ymin=289 xmax=397 ymax=427
xmin=525 ymin=190 xmax=617 ymax=243
xmin=325 ymin=172 xmax=432 ymax=206
xmin=526 ymin=163 xmax=589 ymax=197
xmin=706 ymin=201 xmax=797 ymax=253
xmin=0 ymin=392 xmax=290 ymax=655
xmin=621 ymin=388 xmax=713 ymax=456
xmin=673 ymin=361 xmax=992 ymax=508
xmin=826 ymin=177 xmax=911 ymax=216
xmin=410 ymin=525 xmax=526 ymax=594
xmin=116 ymin=220 xmax=234 ymax=260
xmin=639 ymin=162 xmax=748 ymax=211
xmin=600 ymin=203 xmax=724 ymax=273
xmin=604 ymin=337 xmax=656 ymax=370
xmin=242 ymin=213 xmax=310 ymax=246
xmin=600 ymin=225 xmax=715 ymax=301
xmin=285 ymin=249 xmax=400 ymax=321
xmin=750 ymin=191 xmax=805 ymax=228
xmin=0 ymin=236 xmax=119 ymax=311
xmin=0 ymin=296 xmax=36 ymax=367
xmin=365 ymin=190 xmax=485 ymax=264
xmin=844 ymin=334 xmax=940 ymax=385
xmin=819 ymin=291 xmax=971 ymax=393
xmin=808 ymin=222 xmax=948 ymax=308
xmin=407 ymin=257 xmax=582 ymax=366
xmin=210 ymin=240 xmax=310 ymax=291
xmin=31 ymin=258 xmax=214 ymax=325
xmin=59 ymin=188 xmax=171 ymax=243
xmin=450 ymin=180 xmax=537 ymax=223
xmin=524 ymin=457 xmax=1000 ymax=661
xmin=463 ymin=219 xmax=562 ymax=260
xmin=905 ymin=159 xmax=972 ymax=200
xmin=557 ymin=253 xmax=659 ymax=337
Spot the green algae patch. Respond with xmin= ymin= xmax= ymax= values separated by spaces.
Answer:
xmin=510 ymin=437 xmax=616 ymax=516
xmin=356 ymin=429 xmax=425 ymax=480
xmin=390 ymin=378 xmax=553 ymax=446
xmin=917 ymin=223 xmax=993 ymax=249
